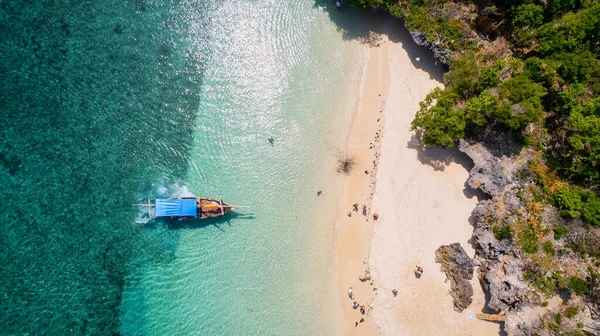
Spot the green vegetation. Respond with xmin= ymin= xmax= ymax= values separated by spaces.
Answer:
xmin=554 ymin=313 xmax=562 ymax=326
xmin=498 ymin=75 xmax=547 ymax=129
xmin=465 ymin=90 xmax=499 ymax=126
xmin=554 ymin=187 xmax=583 ymax=218
xmin=519 ymin=228 xmax=539 ymax=253
xmin=542 ymin=241 xmax=556 ymax=255
xmin=412 ymin=88 xmax=463 ymax=147
xmin=526 ymin=271 xmax=557 ymax=295
xmin=568 ymin=276 xmax=591 ymax=295
xmin=553 ymin=224 xmax=569 ymax=239
xmin=511 ymin=4 xmax=544 ymax=27
xmin=493 ymin=225 xmax=512 ymax=240
xmin=564 ymin=306 xmax=579 ymax=318
xmin=526 ymin=270 xmax=597 ymax=297
xmin=553 ymin=186 xmax=600 ymax=225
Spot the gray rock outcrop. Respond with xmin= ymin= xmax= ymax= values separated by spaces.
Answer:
xmin=481 ymin=255 xmax=529 ymax=312
xmin=458 ymin=139 xmax=532 ymax=314
xmin=458 ymin=140 xmax=515 ymax=197
xmin=435 ymin=243 xmax=474 ymax=312
xmin=409 ymin=31 xmax=452 ymax=64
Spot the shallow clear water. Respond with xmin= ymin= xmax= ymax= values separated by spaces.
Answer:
xmin=0 ymin=0 xmax=362 ymax=334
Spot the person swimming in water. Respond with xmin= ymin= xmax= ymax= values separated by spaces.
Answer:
xmin=268 ymin=136 xmax=274 ymax=143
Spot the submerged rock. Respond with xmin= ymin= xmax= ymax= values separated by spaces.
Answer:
xmin=435 ymin=243 xmax=474 ymax=312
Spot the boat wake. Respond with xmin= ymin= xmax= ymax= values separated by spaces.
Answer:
xmin=170 ymin=185 xmax=194 ymax=198
xmin=134 ymin=206 xmax=152 ymax=224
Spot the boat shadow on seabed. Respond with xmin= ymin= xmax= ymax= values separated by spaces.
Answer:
xmin=144 ymin=211 xmax=256 ymax=231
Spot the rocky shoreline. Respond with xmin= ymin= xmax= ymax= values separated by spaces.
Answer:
xmin=457 ymin=135 xmax=600 ymax=335
xmin=459 ymin=137 xmax=531 ymax=314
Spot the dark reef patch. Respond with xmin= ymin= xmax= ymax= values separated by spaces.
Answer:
xmin=0 ymin=0 xmax=209 ymax=333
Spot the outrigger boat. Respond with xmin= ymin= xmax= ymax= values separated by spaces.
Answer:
xmin=140 ymin=197 xmax=245 ymax=221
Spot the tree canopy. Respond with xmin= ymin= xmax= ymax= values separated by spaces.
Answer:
xmin=349 ymin=0 xmax=600 ymax=226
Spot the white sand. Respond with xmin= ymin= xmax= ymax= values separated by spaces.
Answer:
xmin=367 ymin=18 xmax=501 ymax=336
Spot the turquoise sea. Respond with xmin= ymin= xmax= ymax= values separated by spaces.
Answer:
xmin=1 ymin=0 xmax=363 ymax=334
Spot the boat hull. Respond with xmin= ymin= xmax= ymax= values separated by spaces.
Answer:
xmin=150 ymin=197 xmax=232 ymax=221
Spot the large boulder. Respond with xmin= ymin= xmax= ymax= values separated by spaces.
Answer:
xmin=435 ymin=243 xmax=475 ymax=312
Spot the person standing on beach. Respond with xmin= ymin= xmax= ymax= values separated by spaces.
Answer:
xmin=348 ymin=287 xmax=353 ymax=299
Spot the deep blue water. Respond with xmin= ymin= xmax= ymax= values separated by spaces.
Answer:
xmin=0 ymin=0 xmax=209 ymax=332
xmin=1 ymin=0 xmax=362 ymax=333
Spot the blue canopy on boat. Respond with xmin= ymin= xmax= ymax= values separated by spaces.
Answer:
xmin=154 ymin=198 xmax=197 ymax=218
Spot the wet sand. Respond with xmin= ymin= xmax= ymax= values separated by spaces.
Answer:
xmin=333 ymin=17 xmax=389 ymax=334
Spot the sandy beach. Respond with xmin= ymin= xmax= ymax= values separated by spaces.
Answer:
xmin=333 ymin=18 xmax=388 ymax=334
xmin=334 ymin=13 xmax=501 ymax=335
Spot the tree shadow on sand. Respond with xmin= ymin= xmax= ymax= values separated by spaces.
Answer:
xmin=406 ymin=132 xmax=474 ymax=172
xmin=313 ymin=1 xmax=446 ymax=82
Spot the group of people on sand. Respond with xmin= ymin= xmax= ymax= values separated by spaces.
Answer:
xmin=348 ymin=287 xmax=367 ymax=326
xmin=346 ymin=265 xmax=425 ymax=325
xmin=315 ymin=187 xmax=379 ymax=221
xmin=346 ymin=202 xmax=378 ymax=220
xmin=347 ymin=203 xmax=361 ymax=217
xmin=352 ymin=301 xmax=366 ymax=314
